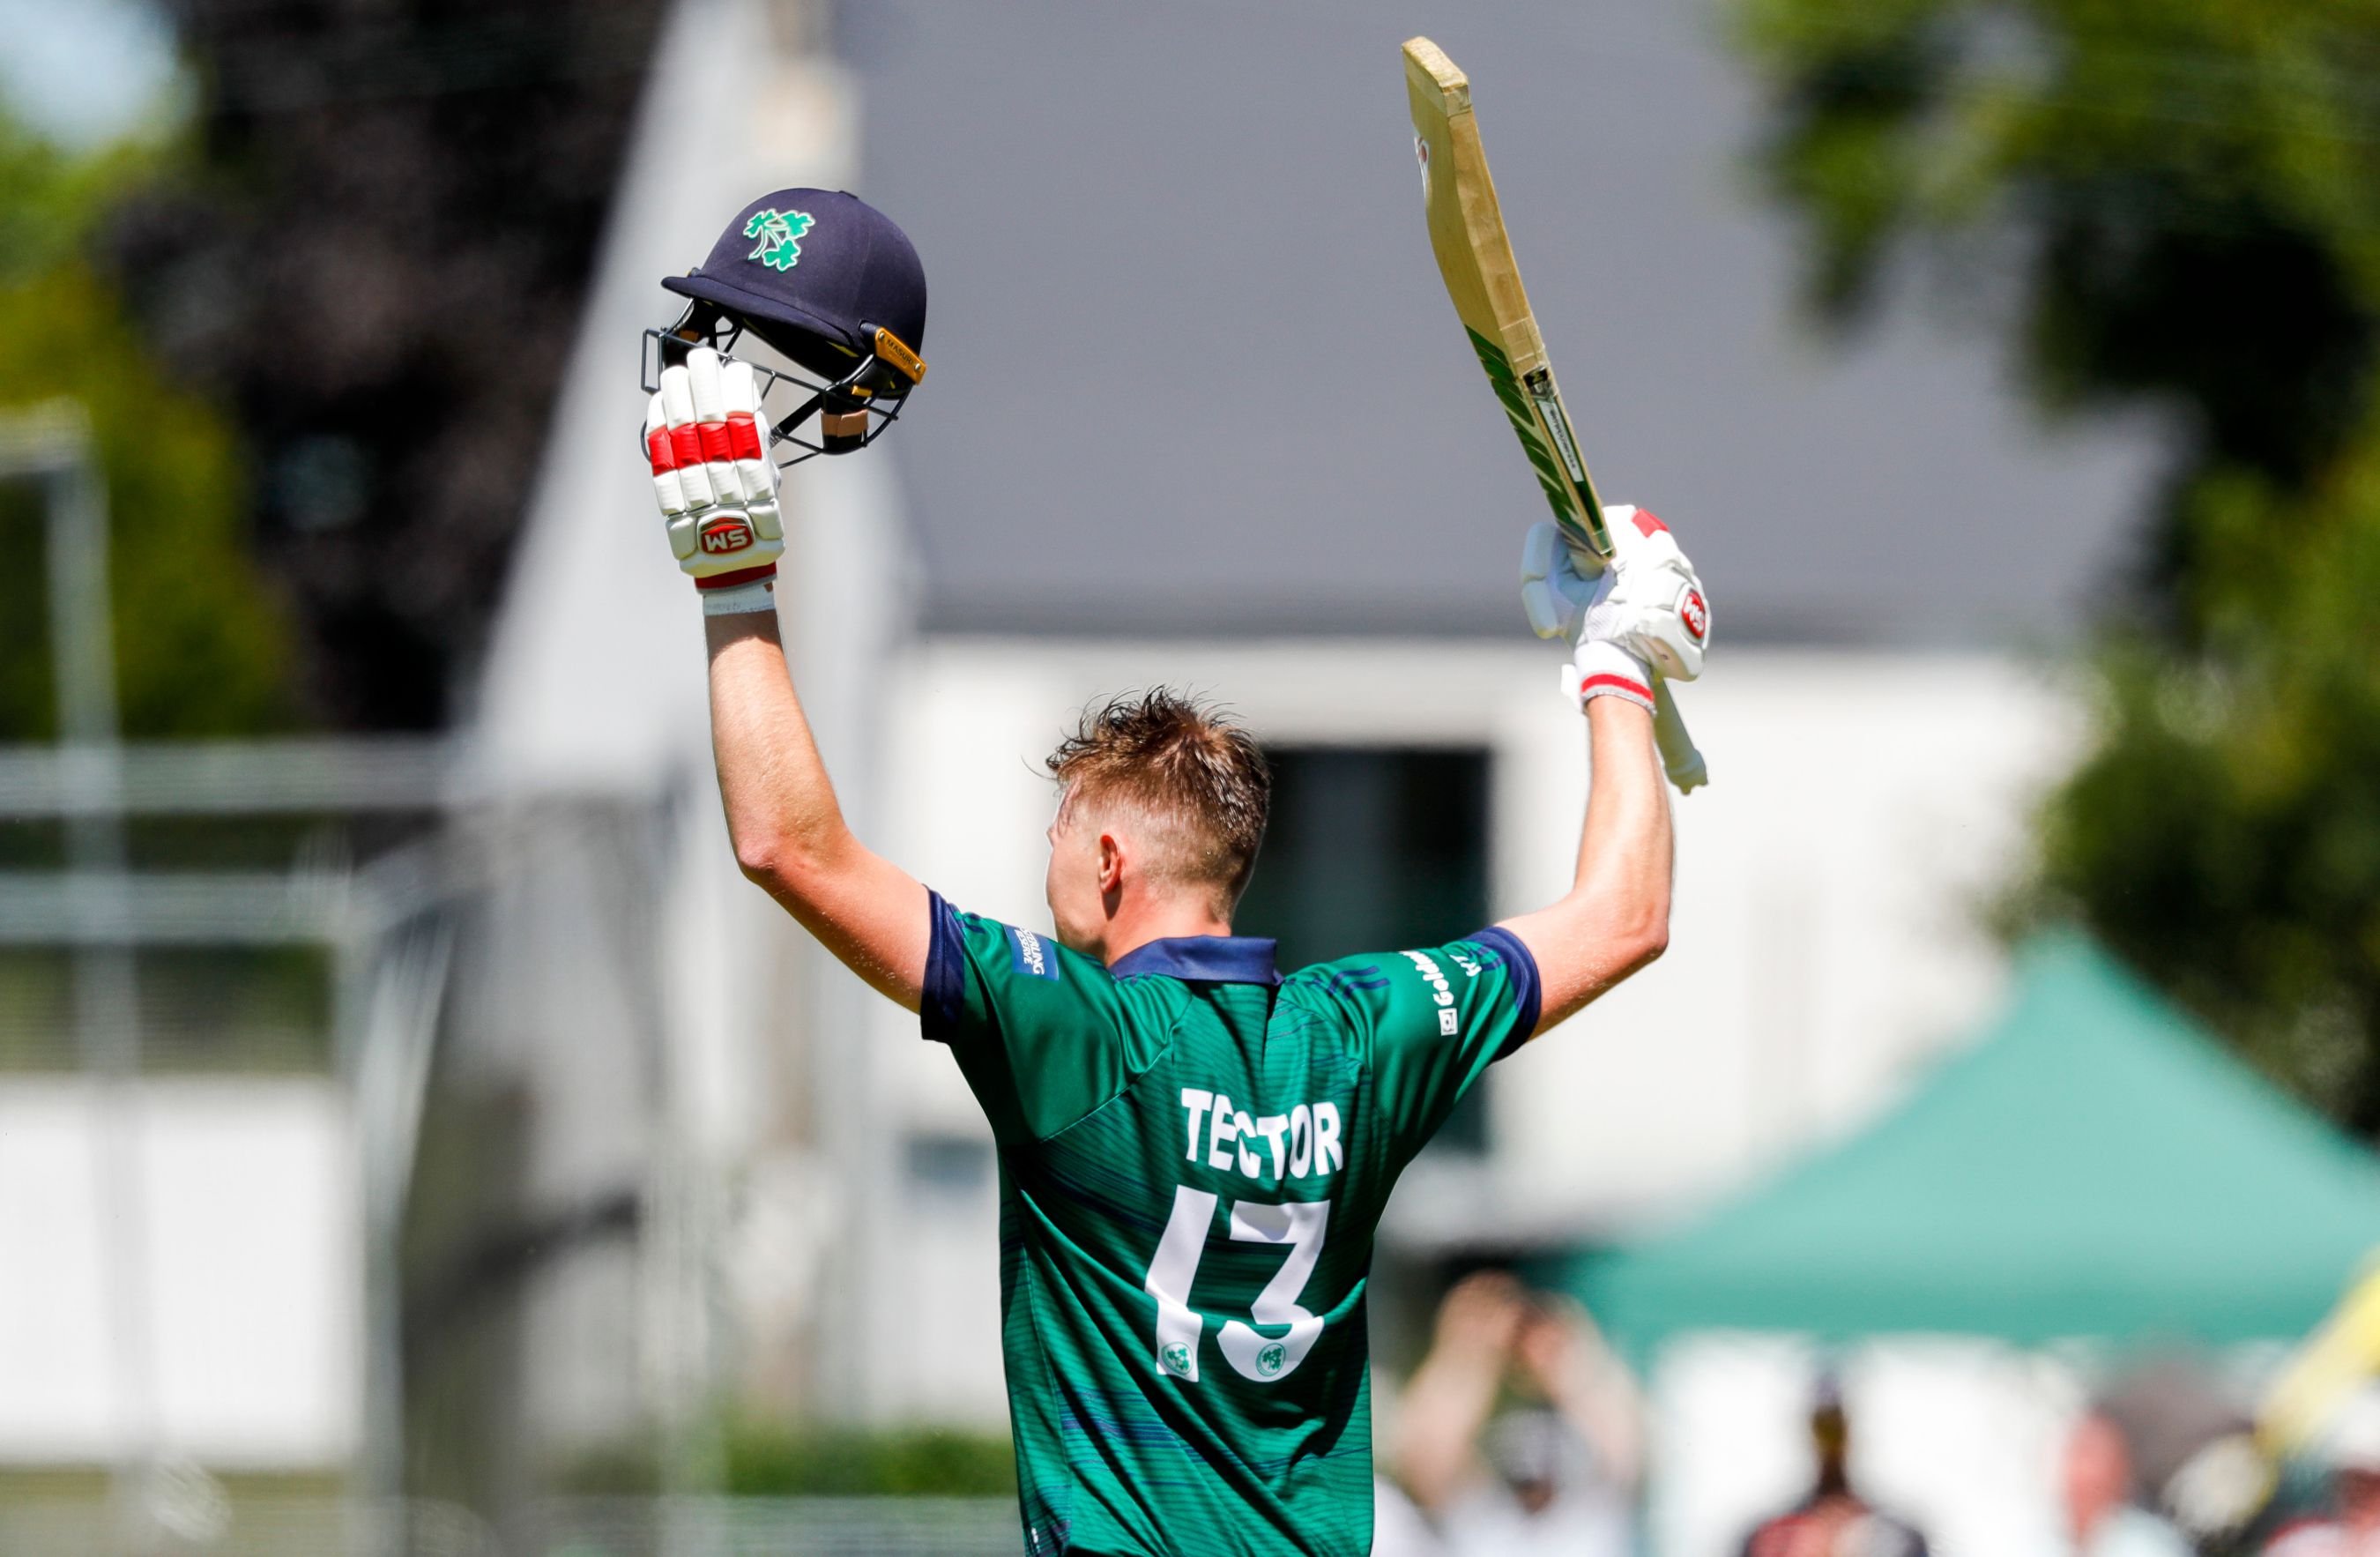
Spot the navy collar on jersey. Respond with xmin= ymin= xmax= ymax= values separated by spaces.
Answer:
xmin=1110 ymin=935 xmax=1281 ymax=987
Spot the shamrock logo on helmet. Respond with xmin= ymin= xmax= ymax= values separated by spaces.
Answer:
xmin=743 ymin=208 xmax=816 ymax=272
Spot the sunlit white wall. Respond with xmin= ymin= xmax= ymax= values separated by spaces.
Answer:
xmin=0 ymin=1080 xmax=361 ymax=1466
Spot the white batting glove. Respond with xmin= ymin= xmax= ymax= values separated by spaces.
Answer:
xmin=644 ymin=346 xmax=785 ymax=615
xmin=1520 ymin=505 xmax=1711 ymax=715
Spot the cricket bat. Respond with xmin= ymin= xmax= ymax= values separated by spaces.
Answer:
xmin=1403 ymin=36 xmax=1708 ymax=793
xmin=2260 ymin=1261 xmax=2380 ymax=1456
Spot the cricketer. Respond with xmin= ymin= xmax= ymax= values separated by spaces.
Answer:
xmin=641 ymin=188 xmax=1708 ymax=1557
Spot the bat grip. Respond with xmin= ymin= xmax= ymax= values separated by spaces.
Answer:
xmin=1654 ymin=682 xmax=1707 ymax=793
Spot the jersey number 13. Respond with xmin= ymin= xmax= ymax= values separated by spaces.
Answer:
xmin=1142 ymin=1185 xmax=1331 ymax=1385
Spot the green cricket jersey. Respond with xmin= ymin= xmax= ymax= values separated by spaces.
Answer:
xmin=922 ymin=893 xmax=1543 ymax=1556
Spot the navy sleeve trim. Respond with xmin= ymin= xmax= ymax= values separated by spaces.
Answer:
xmin=1469 ymin=926 xmax=1542 ymax=1061
xmin=921 ymin=890 xmax=968 ymax=1045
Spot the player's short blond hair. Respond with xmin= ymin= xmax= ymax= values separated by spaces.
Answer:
xmin=1046 ymin=689 xmax=1271 ymax=914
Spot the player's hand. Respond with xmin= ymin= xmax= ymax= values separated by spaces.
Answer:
xmin=644 ymin=346 xmax=785 ymax=610
xmin=1600 ymin=505 xmax=1709 ymax=682
xmin=1522 ymin=506 xmax=1711 ymax=676
xmin=1523 ymin=505 xmax=1710 ymax=715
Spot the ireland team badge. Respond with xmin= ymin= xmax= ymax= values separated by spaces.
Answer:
xmin=743 ymin=209 xmax=815 ymax=272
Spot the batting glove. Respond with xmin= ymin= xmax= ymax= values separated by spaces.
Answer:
xmin=644 ymin=346 xmax=785 ymax=615
xmin=1520 ymin=505 xmax=1711 ymax=715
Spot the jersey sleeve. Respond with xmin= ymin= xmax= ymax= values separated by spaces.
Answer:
xmin=1319 ymin=927 xmax=1542 ymax=1156
xmin=919 ymin=891 xmax=1149 ymax=1144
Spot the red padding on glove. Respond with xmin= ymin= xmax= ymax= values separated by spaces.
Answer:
xmin=670 ymin=425 xmax=704 ymax=467
xmin=646 ymin=428 xmax=679 ymax=473
xmin=1580 ymin=673 xmax=1655 ymax=703
xmin=697 ymin=419 xmax=734 ymax=463
xmin=695 ymin=562 xmax=779 ymax=591
xmin=726 ymin=412 xmax=765 ymax=461
xmin=1633 ymin=509 xmax=1669 ymax=537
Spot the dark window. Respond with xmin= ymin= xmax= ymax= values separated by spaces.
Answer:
xmin=1233 ymin=747 xmax=1493 ymax=1152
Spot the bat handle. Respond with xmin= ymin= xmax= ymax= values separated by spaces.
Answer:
xmin=1654 ymin=681 xmax=1707 ymax=793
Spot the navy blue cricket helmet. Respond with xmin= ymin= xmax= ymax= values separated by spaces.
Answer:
xmin=653 ymin=188 xmax=926 ymax=458
xmin=665 ymin=189 xmax=925 ymax=376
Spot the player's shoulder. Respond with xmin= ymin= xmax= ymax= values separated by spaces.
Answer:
xmin=946 ymin=905 xmax=1082 ymax=982
xmin=942 ymin=905 xmax=1181 ymax=1011
xmin=1282 ymin=932 xmax=1527 ymax=999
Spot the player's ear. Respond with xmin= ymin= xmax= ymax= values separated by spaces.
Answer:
xmin=1097 ymin=831 xmax=1126 ymax=894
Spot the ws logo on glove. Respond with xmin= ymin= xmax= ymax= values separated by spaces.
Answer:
xmin=701 ymin=516 xmax=756 ymax=555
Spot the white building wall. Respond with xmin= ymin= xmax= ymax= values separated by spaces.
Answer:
xmin=1487 ymin=652 xmax=2080 ymax=1231
xmin=0 ymin=1080 xmax=361 ymax=1467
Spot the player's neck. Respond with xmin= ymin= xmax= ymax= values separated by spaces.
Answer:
xmin=1097 ymin=897 xmax=1234 ymax=968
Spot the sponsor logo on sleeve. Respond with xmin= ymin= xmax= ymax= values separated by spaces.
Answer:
xmin=1008 ymin=926 xmax=1059 ymax=981
xmin=1402 ymin=950 xmax=1461 ymax=1039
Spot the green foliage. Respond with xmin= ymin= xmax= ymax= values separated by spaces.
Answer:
xmin=2035 ymin=452 xmax=2380 ymax=1129
xmin=719 ymin=1422 xmax=1016 ymax=1497
xmin=0 ymin=123 xmax=151 ymax=289
xmin=550 ymin=1420 xmax=1016 ymax=1500
xmin=1741 ymin=0 xmax=2380 ymax=533
xmin=1738 ymin=0 xmax=2380 ymax=1131
xmin=0 ymin=113 xmax=297 ymax=741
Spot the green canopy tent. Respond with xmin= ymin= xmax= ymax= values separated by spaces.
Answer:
xmin=1568 ymin=935 xmax=2380 ymax=1351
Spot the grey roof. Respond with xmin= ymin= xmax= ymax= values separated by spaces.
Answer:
xmin=842 ymin=0 xmax=2160 ymax=645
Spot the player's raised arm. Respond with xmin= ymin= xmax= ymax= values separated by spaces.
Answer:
xmin=1499 ymin=505 xmax=1710 ymax=1036
xmin=647 ymin=344 xmax=929 ymax=1011
xmin=705 ymin=611 xmax=929 ymax=1010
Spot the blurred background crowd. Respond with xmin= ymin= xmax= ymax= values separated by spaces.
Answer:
xmin=7 ymin=0 xmax=2380 ymax=1553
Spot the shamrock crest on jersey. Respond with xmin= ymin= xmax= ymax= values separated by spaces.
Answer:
xmin=743 ymin=208 xmax=815 ymax=272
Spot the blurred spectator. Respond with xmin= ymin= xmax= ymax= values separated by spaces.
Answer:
xmin=2265 ymin=1389 xmax=2380 ymax=1557
xmin=1738 ymin=1376 xmax=1930 ymax=1557
xmin=2061 ymin=1412 xmax=2193 ymax=1557
xmin=2097 ymin=1358 xmax=2271 ymax=1545
xmin=1384 ymin=1270 xmax=1641 ymax=1557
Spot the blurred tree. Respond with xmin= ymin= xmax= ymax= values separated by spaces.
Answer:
xmin=0 ymin=112 xmax=297 ymax=740
xmin=1737 ymin=0 xmax=2380 ymax=1129
xmin=109 ymin=0 xmax=666 ymax=729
